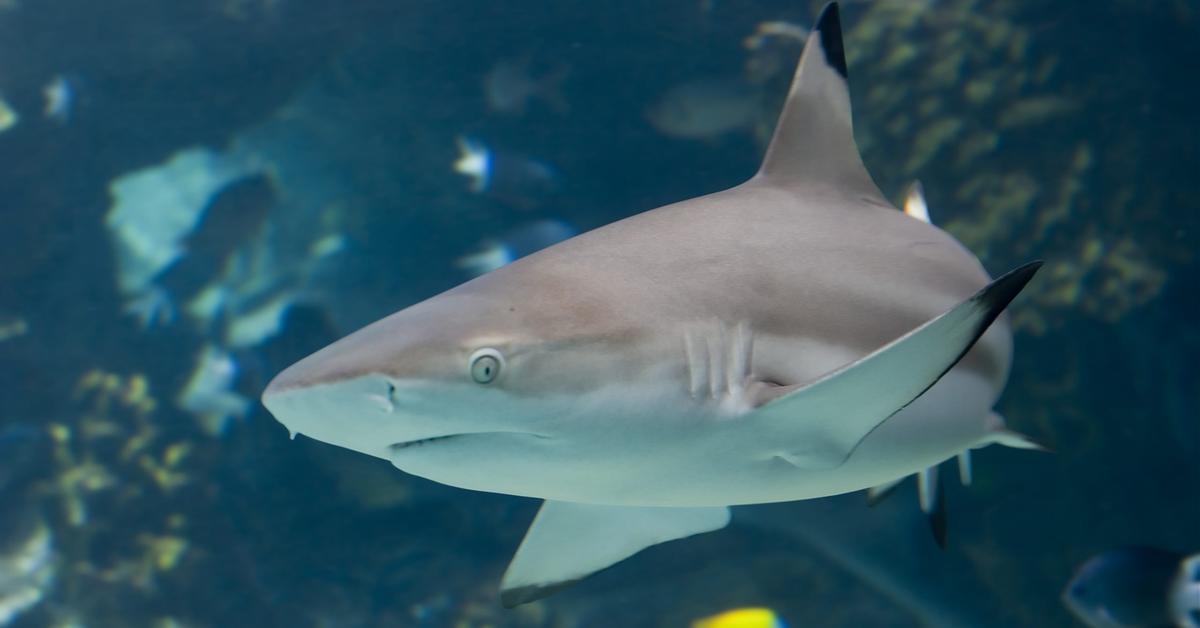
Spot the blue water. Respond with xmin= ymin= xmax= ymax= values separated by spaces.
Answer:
xmin=0 ymin=1 xmax=1196 ymax=626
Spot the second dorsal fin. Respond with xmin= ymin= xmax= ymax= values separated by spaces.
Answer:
xmin=755 ymin=3 xmax=884 ymax=201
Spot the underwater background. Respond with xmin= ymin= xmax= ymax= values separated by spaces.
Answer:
xmin=0 ymin=0 xmax=1196 ymax=626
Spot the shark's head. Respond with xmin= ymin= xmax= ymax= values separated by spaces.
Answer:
xmin=262 ymin=260 xmax=674 ymax=495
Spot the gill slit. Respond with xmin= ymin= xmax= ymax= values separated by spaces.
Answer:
xmin=682 ymin=320 xmax=756 ymax=407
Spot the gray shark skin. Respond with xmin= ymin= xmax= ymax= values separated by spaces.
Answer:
xmin=262 ymin=2 xmax=1040 ymax=607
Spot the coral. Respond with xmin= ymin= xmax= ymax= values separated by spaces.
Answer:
xmin=34 ymin=370 xmax=201 ymax=626
xmin=836 ymin=1 xmax=1180 ymax=335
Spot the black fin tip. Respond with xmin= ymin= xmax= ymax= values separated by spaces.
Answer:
xmin=815 ymin=2 xmax=849 ymax=79
xmin=500 ymin=578 xmax=582 ymax=608
xmin=890 ymin=260 xmax=1042 ymax=421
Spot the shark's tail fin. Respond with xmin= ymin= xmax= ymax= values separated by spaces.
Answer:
xmin=977 ymin=411 xmax=1049 ymax=452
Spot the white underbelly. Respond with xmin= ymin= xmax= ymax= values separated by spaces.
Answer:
xmin=630 ymin=367 xmax=997 ymax=506
xmin=398 ymin=367 xmax=1000 ymax=507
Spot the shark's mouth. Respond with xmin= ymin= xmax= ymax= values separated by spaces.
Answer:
xmin=390 ymin=434 xmax=461 ymax=450
xmin=390 ymin=431 xmax=551 ymax=452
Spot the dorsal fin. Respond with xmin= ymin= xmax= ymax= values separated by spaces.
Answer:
xmin=756 ymin=2 xmax=885 ymax=200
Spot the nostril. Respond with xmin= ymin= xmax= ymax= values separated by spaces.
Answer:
xmin=367 ymin=381 xmax=398 ymax=414
xmin=366 ymin=393 xmax=395 ymax=413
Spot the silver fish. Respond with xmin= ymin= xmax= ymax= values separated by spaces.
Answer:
xmin=646 ymin=78 xmax=760 ymax=140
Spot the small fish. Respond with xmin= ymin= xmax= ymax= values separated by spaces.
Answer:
xmin=903 ymin=180 xmax=931 ymax=224
xmin=42 ymin=74 xmax=73 ymax=123
xmin=1064 ymin=547 xmax=1200 ymax=628
xmin=743 ymin=21 xmax=810 ymax=86
xmin=646 ymin=78 xmax=761 ymax=140
xmin=692 ymin=608 xmax=788 ymax=628
xmin=142 ymin=173 xmax=277 ymax=322
xmin=179 ymin=174 xmax=276 ymax=263
xmin=177 ymin=344 xmax=250 ymax=436
xmin=744 ymin=21 xmax=809 ymax=50
xmin=456 ymin=219 xmax=577 ymax=277
xmin=483 ymin=57 xmax=568 ymax=116
xmin=0 ymin=95 xmax=18 ymax=133
xmin=453 ymin=137 xmax=492 ymax=193
xmin=452 ymin=137 xmax=560 ymax=209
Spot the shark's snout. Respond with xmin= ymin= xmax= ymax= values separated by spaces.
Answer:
xmin=261 ymin=368 xmax=297 ymax=400
xmin=261 ymin=380 xmax=335 ymax=443
xmin=262 ymin=356 xmax=330 ymax=428
xmin=261 ymin=362 xmax=310 ymax=434
xmin=258 ymin=298 xmax=497 ymax=459
xmin=261 ymin=366 xmax=415 ymax=460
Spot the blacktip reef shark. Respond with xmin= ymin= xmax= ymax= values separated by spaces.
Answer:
xmin=263 ymin=2 xmax=1042 ymax=607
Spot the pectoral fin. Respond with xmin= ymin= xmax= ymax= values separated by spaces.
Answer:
xmin=500 ymin=501 xmax=730 ymax=607
xmin=749 ymin=261 xmax=1042 ymax=470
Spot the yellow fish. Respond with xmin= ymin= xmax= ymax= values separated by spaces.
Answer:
xmin=691 ymin=607 xmax=788 ymax=628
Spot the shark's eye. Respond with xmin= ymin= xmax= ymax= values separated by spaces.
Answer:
xmin=468 ymin=348 xmax=504 ymax=384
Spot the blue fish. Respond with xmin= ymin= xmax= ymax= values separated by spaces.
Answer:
xmin=456 ymin=219 xmax=577 ymax=277
xmin=1064 ymin=547 xmax=1200 ymax=628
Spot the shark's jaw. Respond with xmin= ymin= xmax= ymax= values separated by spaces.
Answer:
xmin=260 ymin=358 xmax=713 ymax=500
xmin=262 ymin=372 xmax=561 ymax=463
xmin=389 ymin=433 xmax=464 ymax=450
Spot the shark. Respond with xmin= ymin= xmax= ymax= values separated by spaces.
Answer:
xmin=262 ymin=2 xmax=1042 ymax=608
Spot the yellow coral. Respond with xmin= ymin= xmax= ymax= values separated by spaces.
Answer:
xmin=138 ymin=534 xmax=189 ymax=572
xmin=997 ymin=96 xmax=1077 ymax=128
